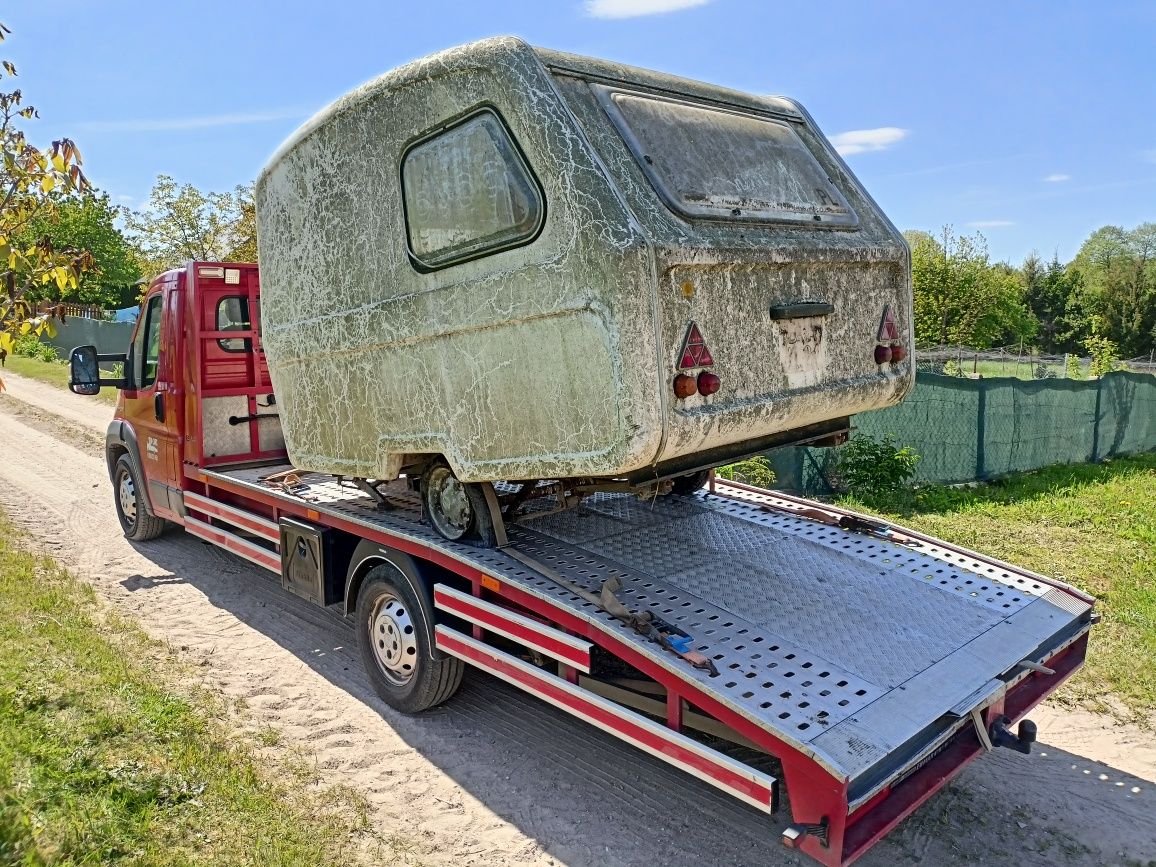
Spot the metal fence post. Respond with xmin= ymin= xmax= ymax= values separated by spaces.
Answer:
xmin=1091 ymin=375 xmax=1103 ymax=462
xmin=975 ymin=379 xmax=986 ymax=481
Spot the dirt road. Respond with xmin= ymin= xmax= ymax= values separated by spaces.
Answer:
xmin=0 ymin=371 xmax=1152 ymax=866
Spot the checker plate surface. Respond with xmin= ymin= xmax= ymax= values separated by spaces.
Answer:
xmin=208 ymin=465 xmax=1087 ymax=781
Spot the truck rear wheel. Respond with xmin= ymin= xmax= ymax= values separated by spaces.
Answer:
xmin=113 ymin=454 xmax=166 ymax=541
xmin=420 ymin=460 xmax=497 ymax=546
xmin=356 ymin=563 xmax=463 ymax=713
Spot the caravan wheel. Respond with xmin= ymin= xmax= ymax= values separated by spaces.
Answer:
xmin=420 ymin=460 xmax=497 ymax=546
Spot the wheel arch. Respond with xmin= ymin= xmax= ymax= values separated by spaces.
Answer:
xmin=344 ymin=539 xmax=465 ymax=660
xmin=106 ymin=420 xmax=156 ymax=516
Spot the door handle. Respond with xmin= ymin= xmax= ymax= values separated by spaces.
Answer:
xmin=770 ymin=301 xmax=834 ymax=320
xmin=154 ymin=391 xmax=165 ymax=422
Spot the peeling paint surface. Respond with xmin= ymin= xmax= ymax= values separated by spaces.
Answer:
xmin=256 ymin=37 xmax=912 ymax=483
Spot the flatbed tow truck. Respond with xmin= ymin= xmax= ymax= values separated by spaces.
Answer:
xmin=69 ymin=261 xmax=1095 ymax=865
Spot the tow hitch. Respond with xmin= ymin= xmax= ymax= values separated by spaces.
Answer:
xmin=990 ymin=715 xmax=1037 ymax=754
xmin=970 ymin=707 xmax=1037 ymax=754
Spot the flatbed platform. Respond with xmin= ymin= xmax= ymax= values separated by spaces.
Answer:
xmin=202 ymin=464 xmax=1093 ymax=808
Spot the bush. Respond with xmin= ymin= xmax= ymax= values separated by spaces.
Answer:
xmin=11 ymin=334 xmax=59 ymax=363
xmin=1084 ymin=335 xmax=1121 ymax=377
xmin=836 ymin=434 xmax=920 ymax=501
xmin=716 ymin=455 xmax=775 ymax=489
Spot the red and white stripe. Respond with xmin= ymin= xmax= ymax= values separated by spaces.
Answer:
xmin=434 ymin=626 xmax=778 ymax=813
xmin=184 ymin=515 xmax=281 ymax=573
xmin=184 ymin=491 xmax=280 ymax=544
xmin=434 ymin=585 xmax=592 ymax=673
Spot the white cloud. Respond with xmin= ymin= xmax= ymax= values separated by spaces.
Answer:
xmin=1042 ymin=173 xmax=1070 ymax=182
xmin=966 ymin=220 xmax=1015 ymax=228
xmin=829 ymin=127 xmax=908 ymax=156
xmin=77 ymin=109 xmax=304 ymax=133
xmin=584 ymin=0 xmax=712 ymax=19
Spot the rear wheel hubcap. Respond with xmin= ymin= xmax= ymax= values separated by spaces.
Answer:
xmin=370 ymin=593 xmax=417 ymax=686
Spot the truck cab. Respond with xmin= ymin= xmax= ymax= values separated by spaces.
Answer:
xmin=71 ymin=261 xmax=283 ymax=536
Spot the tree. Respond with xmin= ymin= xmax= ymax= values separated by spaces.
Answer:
xmin=0 ymin=22 xmax=92 ymax=364
xmin=227 ymin=184 xmax=257 ymax=263
xmin=1020 ymin=251 xmax=1081 ymax=354
xmin=18 ymin=192 xmax=141 ymax=308
xmin=124 ymin=176 xmax=256 ymax=277
xmin=1067 ymin=223 xmax=1156 ymax=358
xmin=904 ymin=226 xmax=1037 ymax=348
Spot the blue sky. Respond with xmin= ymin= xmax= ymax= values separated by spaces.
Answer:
xmin=8 ymin=0 xmax=1155 ymax=264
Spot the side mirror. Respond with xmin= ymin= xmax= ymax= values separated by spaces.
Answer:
xmin=69 ymin=346 xmax=101 ymax=395
xmin=68 ymin=345 xmax=127 ymax=395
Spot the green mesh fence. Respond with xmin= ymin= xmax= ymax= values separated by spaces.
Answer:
xmin=770 ymin=371 xmax=1156 ymax=494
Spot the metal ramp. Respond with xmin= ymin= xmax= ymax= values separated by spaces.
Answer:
xmin=207 ymin=464 xmax=1091 ymax=800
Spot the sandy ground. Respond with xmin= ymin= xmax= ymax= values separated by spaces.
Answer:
xmin=0 ymin=370 xmax=1152 ymax=867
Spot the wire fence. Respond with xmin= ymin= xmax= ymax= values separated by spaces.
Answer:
xmin=769 ymin=369 xmax=1156 ymax=495
xmin=913 ymin=344 xmax=1156 ymax=380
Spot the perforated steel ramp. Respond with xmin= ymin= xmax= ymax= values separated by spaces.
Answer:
xmin=207 ymin=465 xmax=1092 ymax=792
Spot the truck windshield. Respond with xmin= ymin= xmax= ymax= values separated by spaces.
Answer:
xmin=596 ymin=88 xmax=856 ymax=226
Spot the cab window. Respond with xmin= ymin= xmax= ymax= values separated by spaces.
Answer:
xmin=217 ymin=296 xmax=259 ymax=352
xmin=132 ymin=294 xmax=164 ymax=388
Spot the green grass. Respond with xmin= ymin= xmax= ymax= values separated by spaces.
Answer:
xmin=972 ymin=359 xmax=1065 ymax=379
xmin=839 ymin=453 xmax=1156 ymax=721
xmin=935 ymin=357 xmax=1153 ymax=380
xmin=0 ymin=354 xmax=118 ymax=404
xmin=0 ymin=513 xmax=379 ymax=865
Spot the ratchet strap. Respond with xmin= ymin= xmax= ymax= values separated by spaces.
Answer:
xmin=505 ymin=547 xmax=718 ymax=676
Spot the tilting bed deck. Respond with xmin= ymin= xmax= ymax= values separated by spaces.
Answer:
xmin=191 ymin=464 xmax=1094 ymax=865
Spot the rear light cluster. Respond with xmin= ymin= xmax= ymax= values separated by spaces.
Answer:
xmin=874 ymin=343 xmax=908 ymax=364
xmin=673 ymin=322 xmax=721 ymax=400
xmin=874 ymin=304 xmax=907 ymax=366
xmin=674 ymin=370 xmax=720 ymax=399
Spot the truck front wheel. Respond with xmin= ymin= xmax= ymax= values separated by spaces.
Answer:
xmin=356 ymin=563 xmax=463 ymax=713
xmin=113 ymin=454 xmax=166 ymax=541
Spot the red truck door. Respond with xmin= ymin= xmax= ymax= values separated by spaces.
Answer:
xmin=122 ymin=280 xmax=184 ymax=519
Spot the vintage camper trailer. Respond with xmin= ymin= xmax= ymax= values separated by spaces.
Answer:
xmin=256 ymin=37 xmax=913 ymax=543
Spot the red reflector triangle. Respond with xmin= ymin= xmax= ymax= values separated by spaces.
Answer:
xmin=878 ymin=305 xmax=900 ymax=342
xmin=678 ymin=322 xmax=714 ymax=370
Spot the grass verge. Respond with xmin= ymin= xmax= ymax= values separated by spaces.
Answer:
xmin=839 ymin=453 xmax=1156 ymax=721
xmin=0 ymin=511 xmax=378 ymax=865
xmin=0 ymin=355 xmax=118 ymax=404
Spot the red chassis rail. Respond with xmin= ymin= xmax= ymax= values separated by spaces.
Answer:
xmin=177 ymin=468 xmax=1090 ymax=866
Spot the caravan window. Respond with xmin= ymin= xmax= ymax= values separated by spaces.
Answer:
xmin=402 ymin=109 xmax=544 ymax=270
xmin=597 ymin=88 xmax=856 ymax=227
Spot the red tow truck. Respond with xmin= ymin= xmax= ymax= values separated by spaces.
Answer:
xmin=68 ymin=260 xmax=1095 ymax=866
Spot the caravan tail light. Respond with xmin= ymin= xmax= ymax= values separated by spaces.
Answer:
xmin=875 ymin=303 xmax=907 ymax=365
xmin=673 ymin=374 xmax=698 ymax=399
xmin=697 ymin=371 xmax=721 ymax=396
